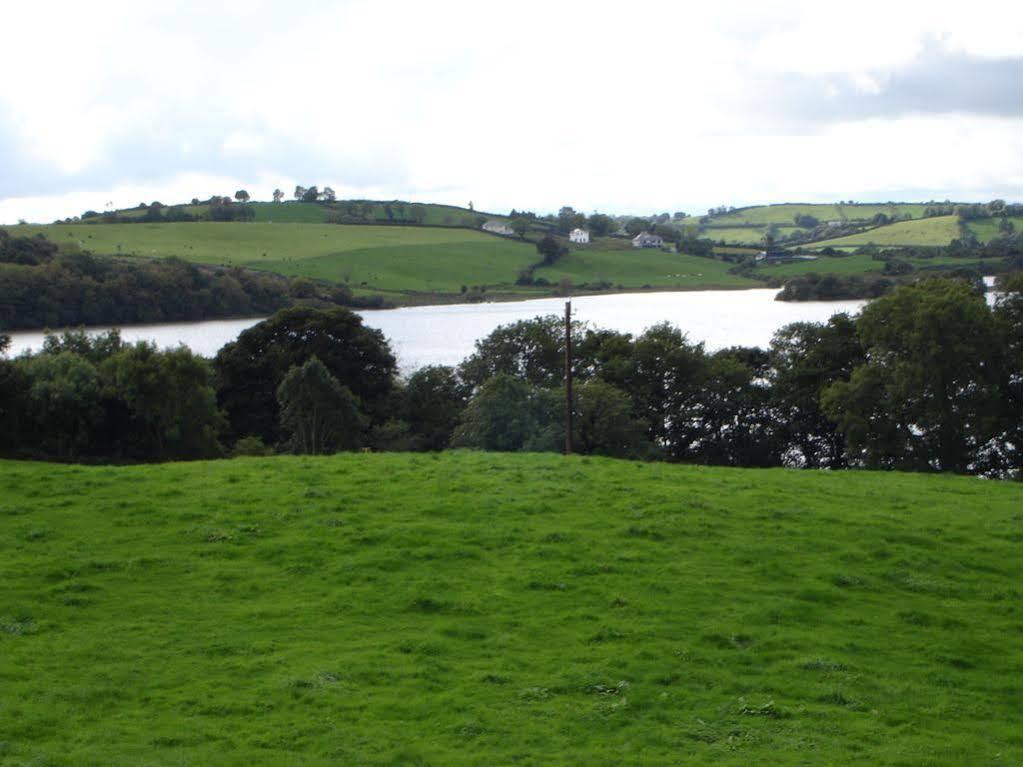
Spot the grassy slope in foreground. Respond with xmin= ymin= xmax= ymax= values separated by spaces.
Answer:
xmin=1 ymin=454 xmax=1021 ymax=766
xmin=13 ymin=222 xmax=538 ymax=293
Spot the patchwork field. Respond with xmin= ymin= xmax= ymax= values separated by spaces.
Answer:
xmin=805 ymin=215 xmax=963 ymax=249
xmin=689 ymin=203 xmax=929 ymax=227
xmin=1 ymin=453 xmax=1021 ymax=765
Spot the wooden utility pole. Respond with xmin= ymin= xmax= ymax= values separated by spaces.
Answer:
xmin=564 ymin=300 xmax=574 ymax=454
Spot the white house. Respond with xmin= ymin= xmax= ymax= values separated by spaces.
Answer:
xmin=569 ymin=228 xmax=590 ymax=244
xmin=631 ymin=232 xmax=664 ymax=249
xmin=482 ymin=220 xmax=515 ymax=236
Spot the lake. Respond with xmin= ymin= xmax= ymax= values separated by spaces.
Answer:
xmin=5 ymin=289 xmax=870 ymax=373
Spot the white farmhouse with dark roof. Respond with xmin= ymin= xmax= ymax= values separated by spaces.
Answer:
xmin=569 ymin=228 xmax=590 ymax=244
xmin=482 ymin=220 xmax=515 ymax=236
xmin=631 ymin=232 xmax=664 ymax=249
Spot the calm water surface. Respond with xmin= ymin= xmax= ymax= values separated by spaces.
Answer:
xmin=6 ymin=289 xmax=870 ymax=372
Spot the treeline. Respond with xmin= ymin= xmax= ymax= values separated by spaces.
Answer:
xmin=774 ymin=267 xmax=990 ymax=301
xmin=0 ymin=230 xmax=384 ymax=330
xmin=775 ymin=273 xmax=899 ymax=301
xmin=3 ymin=277 xmax=1021 ymax=478
xmin=80 ymin=197 xmax=255 ymax=224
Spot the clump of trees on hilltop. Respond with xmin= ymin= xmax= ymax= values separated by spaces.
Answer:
xmin=3 ymin=275 xmax=1022 ymax=477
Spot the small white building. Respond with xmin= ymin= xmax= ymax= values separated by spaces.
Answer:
xmin=631 ymin=232 xmax=664 ymax=249
xmin=569 ymin=228 xmax=590 ymax=244
xmin=482 ymin=220 xmax=515 ymax=236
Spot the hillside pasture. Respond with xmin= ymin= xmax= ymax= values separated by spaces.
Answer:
xmin=804 ymin=215 xmax=962 ymax=249
xmin=1 ymin=453 xmax=1021 ymax=765
xmin=14 ymin=222 xmax=538 ymax=293
xmin=754 ymin=251 xmax=1005 ymax=280
xmin=965 ymin=216 xmax=1023 ymax=243
xmin=702 ymin=203 xmax=929 ymax=227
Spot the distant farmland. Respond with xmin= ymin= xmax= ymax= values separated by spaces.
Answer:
xmin=13 ymin=222 xmax=538 ymax=294
xmin=804 ymin=215 xmax=962 ymax=249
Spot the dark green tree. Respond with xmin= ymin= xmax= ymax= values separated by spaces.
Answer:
xmin=510 ymin=218 xmax=530 ymax=239
xmin=277 ymin=357 xmax=365 ymax=454
xmin=101 ymin=343 xmax=224 ymax=460
xmin=769 ymin=314 xmax=864 ymax=468
xmin=624 ymin=218 xmax=648 ymax=237
xmin=536 ymin=235 xmax=566 ymax=266
xmin=0 ymin=334 xmax=29 ymax=454
xmin=586 ymin=213 xmax=614 ymax=237
xmin=452 ymin=374 xmax=559 ymax=452
xmin=992 ymin=273 xmax=1023 ymax=477
xmin=822 ymin=279 xmax=1001 ymax=472
xmin=599 ymin=322 xmax=709 ymax=451
xmin=21 ymin=352 xmax=104 ymax=460
xmin=214 ymin=307 xmax=396 ymax=445
xmin=573 ymin=380 xmax=650 ymax=458
xmin=401 ymin=365 xmax=468 ymax=450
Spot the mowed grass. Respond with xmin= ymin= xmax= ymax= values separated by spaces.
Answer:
xmin=806 ymin=216 xmax=962 ymax=249
xmin=535 ymin=250 xmax=759 ymax=289
xmin=1 ymin=453 xmax=1022 ymax=766
xmin=13 ymin=222 xmax=538 ymax=293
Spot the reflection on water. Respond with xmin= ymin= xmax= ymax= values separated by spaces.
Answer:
xmin=7 ymin=289 xmax=871 ymax=373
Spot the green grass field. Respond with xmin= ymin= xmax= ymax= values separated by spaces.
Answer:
xmin=95 ymin=201 xmax=503 ymax=228
xmin=698 ymin=227 xmax=776 ymax=245
xmin=696 ymin=203 xmax=929 ymax=227
xmin=12 ymin=222 xmax=538 ymax=294
xmin=535 ymin=250 xmax=759 ymax=289
xmin=1 ymin=453 xmax=1021 ymax=765
xmin=805 ymin=216 xmax=962 ymax=249
xmin=753 ymin=251 xmax=1004 ymax=280
xmin=966 ymin=216 xmax=1023 ymax=243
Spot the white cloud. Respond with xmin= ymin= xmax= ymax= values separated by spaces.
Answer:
xmin=1 ymin=0 xmax=1022 ymax=222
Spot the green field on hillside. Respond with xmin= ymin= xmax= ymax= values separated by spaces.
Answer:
xmin=698 ymin=226 xmax=778 ymax=245
xmin=805 ymin=215 xmax=962 ymax=249
xmin=965 ymin=216 xmax=1023 ymax=243
xmin=753 ymin=251 xmax=1004 ymax=280
xmin=94 ymin=201 xmax=500 ymax=228
xmin=1 ymin=453 xmax=1021 ymax=765
xmin=12 ymin=222 xmax=538 ymax=293
xmin=535 ymin=250 xmax=759 ymax=289
xmin=702 ymin=203 xmax=929 ymax=226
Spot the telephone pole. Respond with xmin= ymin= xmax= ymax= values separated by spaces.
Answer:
xmin=564 ymin=300 xmax=574 ymax=455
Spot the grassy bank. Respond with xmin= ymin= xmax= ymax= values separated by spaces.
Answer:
xmin=2 ymin=453 xmax=1021 ymax=765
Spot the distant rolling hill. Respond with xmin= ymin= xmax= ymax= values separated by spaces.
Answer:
xmin=14 ymin=221 xmax=538 ymax=296
xmin=682 ymin=202 xmax=958 ymax=248
xmin=804 ymin=215 xmax=962 ymax=249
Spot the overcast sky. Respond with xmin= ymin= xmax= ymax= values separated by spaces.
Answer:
xmin=2 ymin=0 xmax=1023 ymax=223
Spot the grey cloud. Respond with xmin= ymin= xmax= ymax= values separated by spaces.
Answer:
xmin=0 ymin=112 xmax=410 ymax=201
xmin=748 ymin=43 xmax=1023 ymax=123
